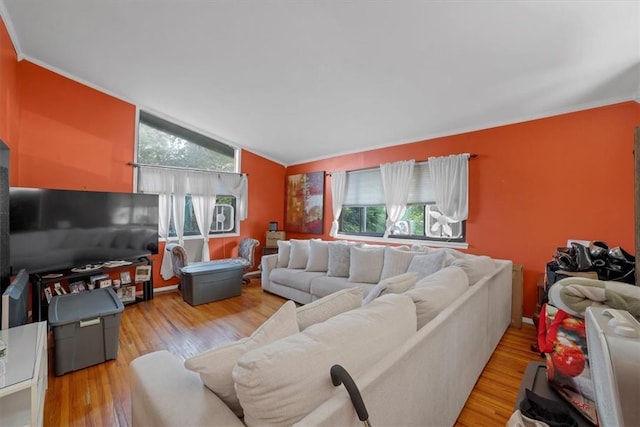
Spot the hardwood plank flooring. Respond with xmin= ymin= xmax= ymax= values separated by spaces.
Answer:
xmin=43 ymin=281 xmax=540 ymax=426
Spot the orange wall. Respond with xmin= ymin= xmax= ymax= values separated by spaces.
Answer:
xmin=288 ymin=102 xmax=640 ymax=317
xmin=0 ymin=21 xmax=286 ymax=288
xmin=0 ymin=15 xmax=18 ymax=178
xmin=16 ymin=61 xmax=137 ymax=192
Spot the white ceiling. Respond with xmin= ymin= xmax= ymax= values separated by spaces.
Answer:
xmin=1 ymin=1 xmax=639 ymax=166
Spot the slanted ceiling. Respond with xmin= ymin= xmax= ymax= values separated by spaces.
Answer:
xmin=1 ymin=1 xmax=639 ymax=166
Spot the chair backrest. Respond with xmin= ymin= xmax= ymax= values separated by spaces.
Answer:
xmin=238 ymin=238 xmax=260 ymax=268
xmin=166 ymin=243 xmax=188 ymax=276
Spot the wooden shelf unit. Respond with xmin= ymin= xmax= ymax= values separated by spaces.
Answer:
xmin=30 ymin=257 xmax=153 ymax=322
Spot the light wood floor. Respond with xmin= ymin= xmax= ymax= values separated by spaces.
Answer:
xmin=43 ymin=280 xmax=540 ymax=426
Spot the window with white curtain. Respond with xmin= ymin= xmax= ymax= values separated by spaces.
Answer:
xmin=339 ymin=162 xmax=466 ymax=242
xmin=137 ymin=111 xmax=241 ymax=237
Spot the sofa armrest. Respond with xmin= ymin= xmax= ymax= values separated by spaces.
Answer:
xmin=130 ymin=350 xmax=243 ymax=427
xmin=261 ymin=254 xmax=278 ymax=291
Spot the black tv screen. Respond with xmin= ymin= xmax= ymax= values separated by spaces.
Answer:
xmin=9 ymin=187 xmax=159 ymax=274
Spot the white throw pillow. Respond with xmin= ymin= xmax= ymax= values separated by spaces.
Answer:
xmin=276 ymin=240 xmax=291 ymax=268
xmin=305 ymin=239 xmax=329 ymax=272
xmin=406 ymin=250 xmax=455 ymax=280
xmin=348 ymin=245 xmax=384 ymax=283
xmin=327 ymin=241 xmax=355 ymax=277
xmin=184 ymin=300 xmax=299 ymax=416
xmin=296 ymin=287 xmax=364 ymax=330
xmin=233 ymin=294 xmax=417 ymax=427
xmin=379 ymin=246 xmax=420 ymax=280
xmin=287 ymin=239 xmax=310 ymax=269
xmin=362 ymin=271 xmax=419 ymax=305
xmin=451 ymin=256 xmax=496 ymax=285
xmin=405 ymin=266 xmax=469 ymax=328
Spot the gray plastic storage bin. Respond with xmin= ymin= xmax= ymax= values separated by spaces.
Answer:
xmin=48 ymin=287 xmax=124 ymax=376
xmin=181 ymin=261 xmax=243 ymax=306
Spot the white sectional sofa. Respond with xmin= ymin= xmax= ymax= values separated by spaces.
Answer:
xmin=130 ymin=239 xmax=513 ymax=426
xmin=261 ymin=239 xmax=498 ymax=303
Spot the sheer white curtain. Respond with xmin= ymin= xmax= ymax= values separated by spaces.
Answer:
xmin=380 ymin=160 xmax=415 ymax=238
xmin=428 ymin=153 xmax=470 ymax=221
xmin=138 ymin=167 xmax=176 ymax=280
xmin=137 ymin=166 xmax=249 ymax=270
xmin=218 ymin=173 xmax=248 ymax=220
xmin=172 ymin=170 xmax=189 ymax=248
xmin=329 ymin=171 xmax=346 ymax=237
xmin=186 ymin=172 xmax=217 ymax=262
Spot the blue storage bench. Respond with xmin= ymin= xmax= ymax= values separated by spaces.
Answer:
xmin=180 ymin=261 xmax=244 ymax=306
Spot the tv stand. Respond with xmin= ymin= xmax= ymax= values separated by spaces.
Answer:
xmin=30 ymin=257 xmax=154 ymax=322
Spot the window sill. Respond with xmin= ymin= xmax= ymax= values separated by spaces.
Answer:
xmin=160 ymin=232 xmax=240 ymax=243
xmin=334 ymin=234 xmax=468 ymax=250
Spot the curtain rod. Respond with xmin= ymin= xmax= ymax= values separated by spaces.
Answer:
xmin=325 ymin=153 xmax=478 ymax=177
xmin=127 ymin=162 xmax=247 ymax=176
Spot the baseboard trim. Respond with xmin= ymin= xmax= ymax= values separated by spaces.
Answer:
xmin=152 ymin=284 xmax=179 ymax=294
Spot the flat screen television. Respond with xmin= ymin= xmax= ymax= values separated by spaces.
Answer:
xmin=9 ymin=187 xmax=159 ymax=274
xmin=1 ymin=269 xmax=29 ymax=329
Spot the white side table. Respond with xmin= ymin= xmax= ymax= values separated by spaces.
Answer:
xmin=0 ymin=322 xmax=48 ymax=426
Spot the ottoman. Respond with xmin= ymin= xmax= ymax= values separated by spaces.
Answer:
xmin=180 ymin=261 xmax=244 ymax=306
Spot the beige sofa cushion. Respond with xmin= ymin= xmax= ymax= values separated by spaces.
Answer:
xmin=451 ymin=255 xmax=495 ymax=285
xmin=184 ymin=300 xmax=299 ymax=416
xmin=407 ymin=250 xmax=455 ymax=280
xmin=233 ymin=293 xmax=417 ymax=427
xmin=326 ymin=241 xmax=355 ymax=277
xmin=362 ymin=271 xmax=419 ymax=305
xmin=309 ymin=276 xmax=375 ymax=300
xmin=288 ymin=239 xmax=311 ymax=269
xmin=405 ymin=266 xmax=469 ymax=328
xmin=130 ymin=350 xmax=245 ymax=427
xmin=379 ymin=246 xmax=420 ymax=280
xmin=305 ymin=239 xmax=329 ymax=272
xmin=348 ymin=245 xmax=385 ymax=283
xmin=296 ymin=287 xmax=364 ymax=330
xmin=276 ymin=240 xmax=291 ymax=268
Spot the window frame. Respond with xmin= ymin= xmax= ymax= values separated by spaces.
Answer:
xmin=134 ymin=108 xmax=242 ymax=240
xmin=166 ymin=194 xmax=239 ymax=239
xmin=336 ymin=162 xmax=468 ymax=249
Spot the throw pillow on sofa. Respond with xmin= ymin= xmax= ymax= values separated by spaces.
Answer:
xmin=379 ymin=246 xmax=421 ymax=280
xmin=406 ymin=250 xmax=455 ymax=280
xmin=276 ymin=240 xmax=291 ymax=268
xmin=288 ymin=239 xmax=310 ymax=269
xmin=327 ymin=241 xmax=357 ymax=277
xmin=348 ymin=245 xmax=385 ymax=283
xmin=305 ymin=239 xmax=329 ymax=272
xmin=184 ymin=300 xmax=299 ymax=417
xmin=232 ymin=294 xmax=417 ymax=427
xmin=362 ymin=271 xmax=419 ymax=305
xmin=451 ymin=255 xmax=495 ymax=285
xmin=405 ymin=266 xmax=469 ymax=328
xmin=296 ymin=287 xmax=364 ymax=330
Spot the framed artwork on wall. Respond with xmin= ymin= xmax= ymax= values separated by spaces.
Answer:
xmin=285 ymin=171 xmax=324 ymax=234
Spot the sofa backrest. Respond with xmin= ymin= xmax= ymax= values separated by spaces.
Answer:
xmin=232 ymin=293 xmax=417 ymax=427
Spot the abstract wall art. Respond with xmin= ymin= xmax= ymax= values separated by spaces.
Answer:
xmin=285 ymin=171 xmax=324 ymax=234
